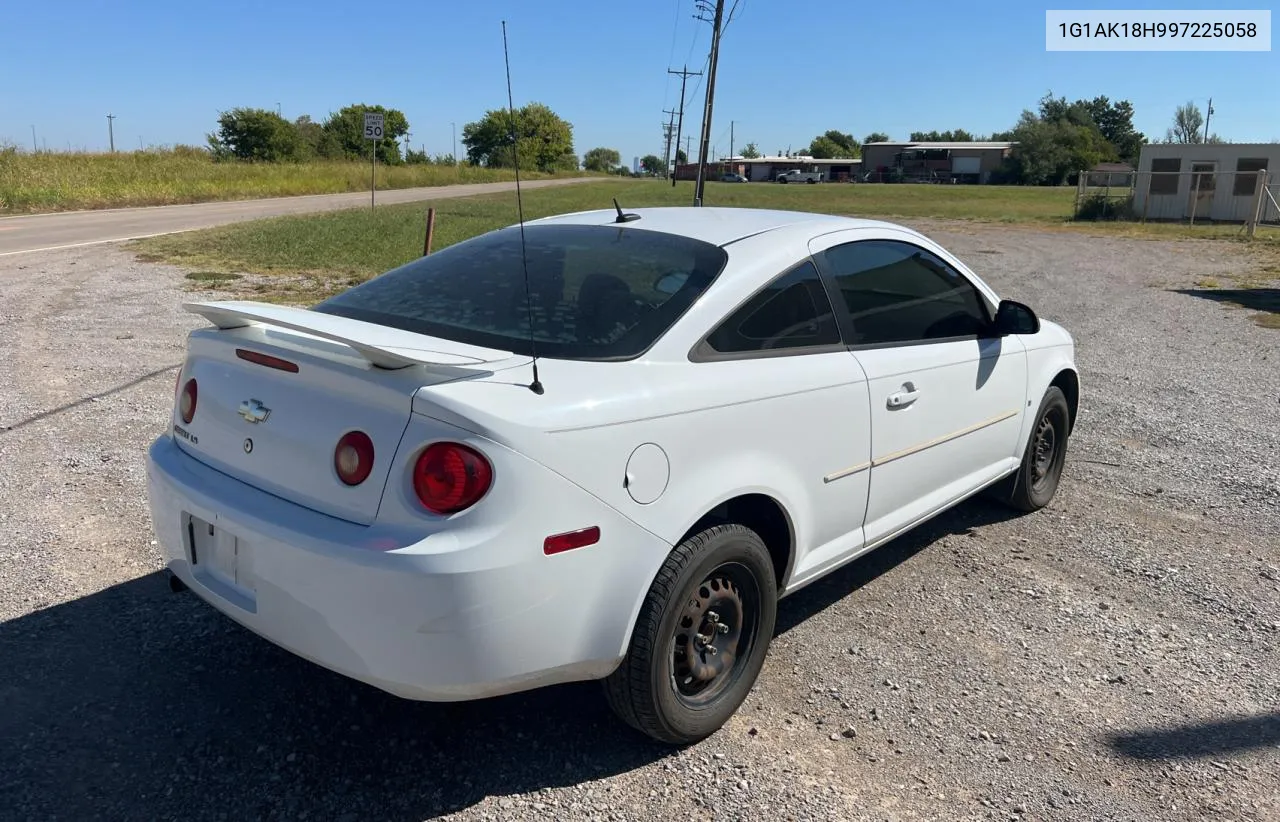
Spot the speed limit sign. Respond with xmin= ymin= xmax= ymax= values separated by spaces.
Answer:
xmin=363 ymin=112 xmax=384 ymax=140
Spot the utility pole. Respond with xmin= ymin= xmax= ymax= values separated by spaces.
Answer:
xmin=31 ymin=125 xmax=36 ymax=153
xmin=693 ymin=0 xmax=726 ymax=206
xmin=667 ymin=64 xmax=703 ymax=188
xmin=729 ymin=120 xmax=735 ymax=159
xmin=452 ymin=122 xmax=457 ymax=164
xmin=1203 ymin=97 xmax=1214 ymax=143
xmin=662 ymin=109 xmax=677 ymax=179
xmin=106 ymin=114 xmax=116 ymax=152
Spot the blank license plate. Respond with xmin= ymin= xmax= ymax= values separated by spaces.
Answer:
xmin=185 ymin=513 xmax=255 ymax=608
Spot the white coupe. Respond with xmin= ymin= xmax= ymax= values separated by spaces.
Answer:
xmin=146 ymin=205 xmax=1078 ymax=745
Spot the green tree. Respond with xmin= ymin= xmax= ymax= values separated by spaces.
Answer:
xmin=1082 ymin=96 xmax=1145 ymax=164
xmin=675 ymin=148 xmax=688 ymax=164
xmin=862 ymin=132 xmax=890 ymax=144
xmin=206 ymin=107 xmax=304 ymax=163
xmin=1000 ymin=103 xmax=1115 ymax=185
xmin=1165 ymin=100 xmax=1221 ymax=144
xmin=807 ymin=130 xmax=859 ymax=158
xmin=320 ymin=104 xmax=409 ymax=163
xmin=740 ymin=142 xmax=761 ymax=159
xmin=910 ymin=129 xmax=976 ymax=142
xmin=292 ymin=114 xmax=341 ymax=160
xmin=640 ymin=154 xmax=664 ymax=175
xmin=461 ymin=102 xmax=575 ymax=172
xmin=582 ymin=146 xmax=621 ymax=172
xmin=807 ymin=136 xmax=842 ymax=159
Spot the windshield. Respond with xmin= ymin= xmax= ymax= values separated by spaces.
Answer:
xmin=313 ymin=222 xmax=728 ymax=360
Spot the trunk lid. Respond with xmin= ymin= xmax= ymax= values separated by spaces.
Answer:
xmin=173 ymin=301 xmax=527 ymax=525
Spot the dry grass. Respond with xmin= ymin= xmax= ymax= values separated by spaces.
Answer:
xmin=0 ymin=147 xmax=592 ymax=213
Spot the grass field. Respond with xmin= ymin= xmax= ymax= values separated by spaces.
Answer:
xmin=130 ymin=177 xmax=1280 ymax=304
xmin=0 ymin=147 xmax=592 ymax=213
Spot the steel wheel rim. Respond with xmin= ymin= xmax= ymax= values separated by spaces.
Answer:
xmin=669 ymin=560 xmax=761 ymax=709
xmin=1030 ymin=409 xmax=1062 ymax=491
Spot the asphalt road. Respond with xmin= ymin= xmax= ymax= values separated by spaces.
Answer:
xmin=0 ymin=177 xmax=598 ymax=257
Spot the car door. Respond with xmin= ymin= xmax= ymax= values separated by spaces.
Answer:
xmin=690 ymin=256 xmax=874 ymax=588
xmin=810 ymin=230 xmax=1028 ymax=548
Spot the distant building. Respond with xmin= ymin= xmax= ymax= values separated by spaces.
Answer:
xmin=860 ymin=141 xmax=1016 ymax=184
xmin=1134 ymin=142 xmax=1278 ymax=222
xmin=1087 ymin=162 xmax=1134 ymax=187
xmin=675 ymin=155 xmax=863 ymax=182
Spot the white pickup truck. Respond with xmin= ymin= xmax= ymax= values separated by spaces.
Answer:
xmin=774 ymin=168 xmax=825 ymax=184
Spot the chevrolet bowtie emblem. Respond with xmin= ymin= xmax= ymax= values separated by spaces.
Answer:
xmin=238 ymin=399 xmax=271 ymax=424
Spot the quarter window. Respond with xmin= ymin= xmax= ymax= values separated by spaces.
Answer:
xmin=820 ymin=240 xmax=991 ymax=346
xmin=704 ymin=260 xmax=841 ymax=354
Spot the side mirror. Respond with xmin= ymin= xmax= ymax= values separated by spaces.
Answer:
xmin=991 ymin=299 xmax=1040 ymax=336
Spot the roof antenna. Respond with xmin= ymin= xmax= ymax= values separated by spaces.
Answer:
xmin=613 ymin=197 xmax=640 ymax=223
xmin=501 ymin=20 xmax=543 ymax=395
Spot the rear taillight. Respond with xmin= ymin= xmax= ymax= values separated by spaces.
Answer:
xmin=413 ymin=442 xmax=493 ymax=515
xmin=334 ymin=431 xmax=375 ymax=486
xmin=179 ymin=378 xmax=198 ymax=424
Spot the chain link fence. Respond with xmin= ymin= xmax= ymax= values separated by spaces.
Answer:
xmin=1074 ymin=168 xmax=1278 ymax=234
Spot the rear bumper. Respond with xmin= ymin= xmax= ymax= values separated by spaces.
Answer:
xmin=145 ymin=434 xmax=669 ymax=701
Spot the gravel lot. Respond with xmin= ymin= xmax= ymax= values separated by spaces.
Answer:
xmin=1 ymin=223 xmax=1277 ymax=822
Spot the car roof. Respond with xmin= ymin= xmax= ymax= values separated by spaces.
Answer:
xmin=527 ymin=206 xmax=903 ymax=248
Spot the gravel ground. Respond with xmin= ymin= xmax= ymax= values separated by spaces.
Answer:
xmin=1 ymin=223 xmax=1277 ymax=822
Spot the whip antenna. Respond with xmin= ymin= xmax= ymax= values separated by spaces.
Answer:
xmin=502 ymin=20 xmax=544 ymax=395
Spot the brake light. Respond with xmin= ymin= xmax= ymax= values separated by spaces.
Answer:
xmin=334 ymin=431 xmax=375 ymax=486
xmin=413 ymin=442 xmax=493 ymax=515
xmin=236 ymin=348 xmax=300 ymax=373
xmin=179 ymin=378 xmax=198 ymax=424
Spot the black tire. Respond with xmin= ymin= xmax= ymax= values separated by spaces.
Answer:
xmin=991 ymin=386 xmax=1071 ymax=512
xmin=603 ymin=523 xmax=777 ymax=745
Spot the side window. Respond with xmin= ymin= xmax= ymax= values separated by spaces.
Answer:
xmin=820 ymin=239 xmax=991 ymax=346
xmin=703 ymin=259 xmax=841 ymax=354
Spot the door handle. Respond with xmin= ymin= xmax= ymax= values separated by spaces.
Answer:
xmin=887 ymin=382 xmax=919 ymax=409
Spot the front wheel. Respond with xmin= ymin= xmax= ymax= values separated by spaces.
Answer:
xmin=992 ymin=386 xmax=1071 ymax=512
xmin=603 ymin=523 xmax=777 ymax=745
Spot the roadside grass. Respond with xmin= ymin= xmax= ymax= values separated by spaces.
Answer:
xmin=0 ymin=147 xmax=593 ymax=213
xmin=130 ymin=177 xmax=1280 ymax=317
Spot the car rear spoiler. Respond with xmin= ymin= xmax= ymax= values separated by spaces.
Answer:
xmin=183 ymin=300 xmax=515 ymax=369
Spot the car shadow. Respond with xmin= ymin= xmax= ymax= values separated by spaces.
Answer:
xmin=0 ymin=496 xmax=1024 ymax=820
xmin=1173 ymin=286 xmax=1280 ymax=323
xmin=1105 ymin=712 xmax=1280 ymax=761
xmin=777 ymin=495 xmax=1021 ymax=636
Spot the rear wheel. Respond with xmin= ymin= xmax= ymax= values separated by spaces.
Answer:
xmin=603 ymin=523 xmax=777 ymax=745
xmin=991 ymin=386 xmax=1071 ymax=512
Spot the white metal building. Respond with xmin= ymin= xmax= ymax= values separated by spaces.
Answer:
xmin=1133 ymin=143 xmax=1279 ymax=222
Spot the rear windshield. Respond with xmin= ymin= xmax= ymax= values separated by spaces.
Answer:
xmin=314 ymin=222 xmax=728 ymax=360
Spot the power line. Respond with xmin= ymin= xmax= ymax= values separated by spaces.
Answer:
xmin=662 ymin=0 xmax=682 ymax=112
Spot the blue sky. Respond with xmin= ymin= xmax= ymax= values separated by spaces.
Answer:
xmin=2 ymin=0 xmax=1276 ymax=162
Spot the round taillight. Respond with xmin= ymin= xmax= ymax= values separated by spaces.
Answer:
xmin=334 ymin=431 xmax=375 ymax=486
xmin=179 ymin=378 xmax=198 ymax=424
xmin=413 ymin=442 xmax=493 ymax=515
